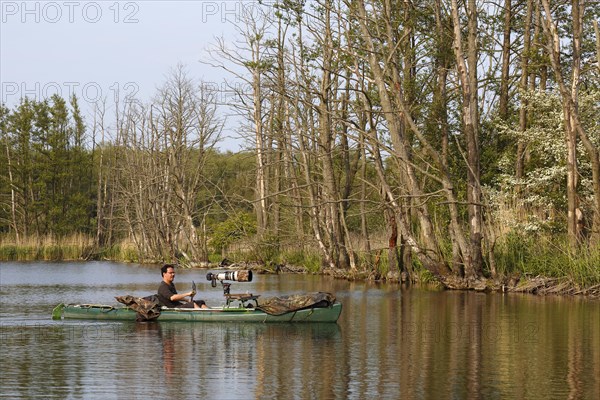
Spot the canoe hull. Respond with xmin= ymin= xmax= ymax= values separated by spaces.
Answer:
xmin=56 ymin=302 xmax=342 ymax=323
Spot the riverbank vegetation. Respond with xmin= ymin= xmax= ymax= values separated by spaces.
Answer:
xmin=1 ymin=1 xmax=599 ymax=294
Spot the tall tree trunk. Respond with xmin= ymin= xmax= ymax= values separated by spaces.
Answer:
xmin=516 ymin=0 xmax=533 ymax=195
xmin=3 ymin=134 xmax=19 ymax=243
xmin=433 ymin=0 xmax=458 ymax=274
xmin=252 ymin=41 xmax=268 ymax=238
xmin=450 ymin=0 xmax=483 ymax=279
xmin=539 ymin=0 xmax=599 ymax=246
xmin=533 ymin=2 xmax=547 ymax=91
xmin=595 ymin=20 xmax=600 ymax=75
xmin=318 ymin=1 xmax=349 ymax=268
xmin=498 ymin=0 xmax=512 ymax=119
xmin=93 ymin=105 xmax=106 ymax=248
xmin=355 ymin=72 xmax=373 ymax=261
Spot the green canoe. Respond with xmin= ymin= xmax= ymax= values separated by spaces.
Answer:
xmin=52 ymin=302 xmax=342 ymax=323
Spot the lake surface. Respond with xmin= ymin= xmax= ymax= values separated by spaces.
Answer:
xmin=1 ymin=261 xmax=598 ymax=399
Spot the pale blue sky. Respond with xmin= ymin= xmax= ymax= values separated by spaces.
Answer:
xmin=0 ymin=0 xmax=261 ymax=150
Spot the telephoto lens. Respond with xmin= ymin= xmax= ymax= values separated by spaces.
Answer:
xmin=206 ymin=270 xmax=253 ymax=283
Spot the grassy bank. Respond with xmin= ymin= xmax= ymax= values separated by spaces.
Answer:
xmin=493 ymin=234 xmax=600 ymax=287
xmin=0 ymin=235 xmax=142 ymax=263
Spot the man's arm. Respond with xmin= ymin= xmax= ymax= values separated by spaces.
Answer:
xmin=169 ymin=291 xmax=194 ymax=302
xmin=165 ymin=283 xmax=194 ymax=302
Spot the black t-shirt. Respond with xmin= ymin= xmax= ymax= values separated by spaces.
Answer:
xmin=157 ymin=281 xmax=183 ymax=308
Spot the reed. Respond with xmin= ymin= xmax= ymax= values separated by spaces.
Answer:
xmin=283 ymin=250 xmax=322 ymax=273
xmin=0 ymin=234 xmax=92 ymax=261
xmin=0 ymin=234 xmax=145 ymax=262
xmin=493 ymin=234 xmax=600 ymax=285
xmin=0 ymin=245 xmax=37 ymax=261
xmin=93 ymin=243 xmax=141 ymax=263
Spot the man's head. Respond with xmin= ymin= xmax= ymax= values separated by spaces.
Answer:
xmin=161 ymin=264 xmax=176 ymax=283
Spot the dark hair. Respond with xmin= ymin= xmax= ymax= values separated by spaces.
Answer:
xmin=161 ymin=264 xmax=176 ymax=276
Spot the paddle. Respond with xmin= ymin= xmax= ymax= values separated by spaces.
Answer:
xmin=190 ymin=281 xmax=196 ymax=303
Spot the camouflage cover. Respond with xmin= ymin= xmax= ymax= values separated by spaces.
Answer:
xmin=115 ymin=295 xmax=161 ymax=321
xmin=256 ymin=292 xmax=336 ymax=316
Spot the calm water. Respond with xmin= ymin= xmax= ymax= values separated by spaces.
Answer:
xmin=0 ymin=261 xmax=598 ymax=399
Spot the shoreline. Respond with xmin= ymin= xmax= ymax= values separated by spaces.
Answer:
xmin=195 ymin=262 xmax=600 ymax=300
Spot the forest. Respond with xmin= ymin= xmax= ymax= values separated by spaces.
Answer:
xmin=1 ymin=0 xmax=599 ymax=292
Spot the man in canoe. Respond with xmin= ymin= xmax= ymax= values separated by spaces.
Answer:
xmin=157 ymin=264 xmax=208 ymax=309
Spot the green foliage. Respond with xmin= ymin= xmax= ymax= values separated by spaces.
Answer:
xmin=197 ymin=151 xmax=256 ymax=227
xmin=95 ymin=245 xmax=140 ymax=263
xmin=295 ymin=252 xmax=322 ymax=273
xmin=353 ymin=251 xmax=377 ymax=271
xmin=1 ymin=96 xmax=94 ymax=237
xmin=413 ymin=267 xmax=436 ymax=285
xmin=210 ymin=213 xmax=256 ymax=253
xmin=274 ymin=249 xmax=322 ymax=273
xmin=493 ymin=233 xmax=600 ymax=285
xmin=249 ymin=233 xmax=280 ymax=264
xmin=0 ymin=245 xmax=19 ymax=260
xmin=493 ymin=232 xmax=531 ymax=276
xmin=43 ymin=245 xmax=64 ymax=261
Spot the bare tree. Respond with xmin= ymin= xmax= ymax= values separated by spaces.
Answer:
xmin=450 ymin=0 xmax=484 ymax=278
xmin=114 ymin=66 xmax=222 ymax=263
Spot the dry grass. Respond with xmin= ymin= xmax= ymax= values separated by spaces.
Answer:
xmin=0 ymin=234 xmax=92 ymax=261
xmin=0 ymin=234 xmax=144 ymax=262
